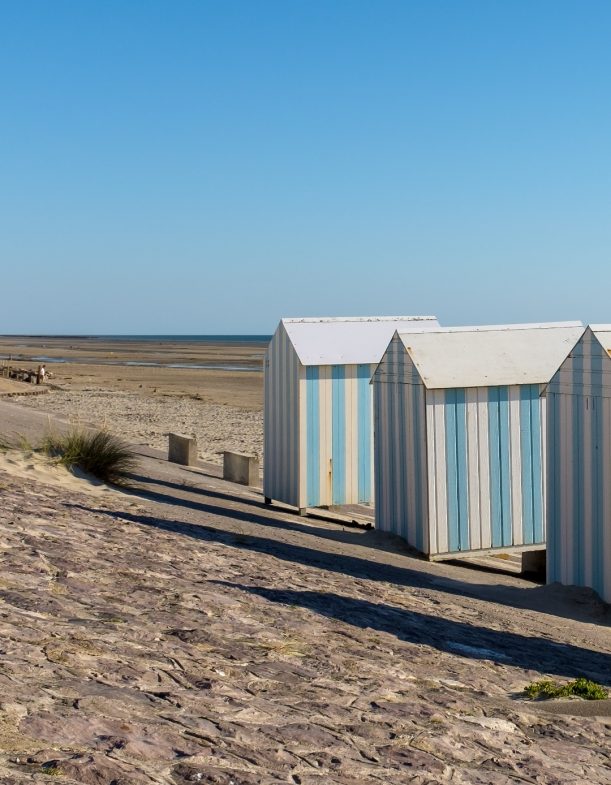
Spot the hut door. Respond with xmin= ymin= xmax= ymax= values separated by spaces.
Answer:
xmin=331 ymin=365 xmax=346 ymax=504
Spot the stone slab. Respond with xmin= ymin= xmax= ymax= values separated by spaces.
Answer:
xmin=223 ymin=451 xmax=259 ymax=486
xmin=168 ymin=433 xmax=198 ymax=466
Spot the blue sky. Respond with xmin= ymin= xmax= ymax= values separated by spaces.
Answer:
xmin=2 ymin=1 xmax=611 ymax=334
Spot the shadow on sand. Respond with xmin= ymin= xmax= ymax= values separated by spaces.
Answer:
xmin=66 ymin=496 xmax=611 ymax=647
xmin=211 ymin=581 xmax=611 ymax=684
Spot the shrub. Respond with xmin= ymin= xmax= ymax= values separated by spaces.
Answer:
xmin=42 ymin=429 xmax=136 ymax=484
xmin=525 ymin=677 xmax=608 ymax=701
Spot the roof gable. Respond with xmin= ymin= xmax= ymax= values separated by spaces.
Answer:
xmin=546 ymin=325 xmax=611 ymax=397
xmin=590 ymin=325 xmax=611 ymax=355
xmin=396 ymin=323 xmax=584 ymax=389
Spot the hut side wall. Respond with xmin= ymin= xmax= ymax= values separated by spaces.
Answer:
xmin=546 ymin=330 xmax=611 ymax=602
xmin=263 ymin=323 xmax=301 ymax=507
xmin=425 ymin=384 xmax=546 ymax=557
xmin=304 ymin=363 xmax=375 ymax=507
xmin=373 ymin=336 xmax=429 ymax=549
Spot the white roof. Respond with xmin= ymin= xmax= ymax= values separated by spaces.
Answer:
xmin=396 ymin=322 xmax=584 ymax=389
xmin=282 ymin=316 xmax=439 ymax=365
xmin=591 ymin=325 xmax=611 ymax=354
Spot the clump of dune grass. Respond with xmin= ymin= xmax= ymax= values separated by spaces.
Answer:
xmin=42 ymin=429 xmax=136 ymax=484
xmin=524 ymin=677 xmax=608 ymax=701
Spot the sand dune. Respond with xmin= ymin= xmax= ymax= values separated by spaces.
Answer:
xmin=0 ymin=450 xmax=118 ymax=498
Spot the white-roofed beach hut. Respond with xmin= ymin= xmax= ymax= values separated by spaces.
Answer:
xmin=545 ymin=325 xmax=611 ymax=602
xmin=264 ymin=316 xmax=440 ymax=512
xmin=372 ymin=322 xmax=583 ymax=559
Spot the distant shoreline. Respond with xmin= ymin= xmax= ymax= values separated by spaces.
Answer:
xmin=7 ymin=333 xmax=265 ymax=463
xmin=0 ymin=334 xmax=265 ymax=407
xmin=0 ymin=354 xmax=260 ymax=371
xmin=0 ymin=334 xmax=272 ymax=344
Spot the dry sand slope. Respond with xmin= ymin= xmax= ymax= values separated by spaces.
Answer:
xmin=0 ymin=445 xmax=609 ymax=784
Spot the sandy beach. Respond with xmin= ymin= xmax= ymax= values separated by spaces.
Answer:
xmin=0 ymin=336 xmax=266 ymax=465
xmin=0 ymin=345 xmax=609 ymax=783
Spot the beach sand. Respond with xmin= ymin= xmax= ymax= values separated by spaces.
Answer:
xmin=0 ymin=346 xmax=609 ymax=783
xmin=0 ymin=336 xmax=265 ymax=465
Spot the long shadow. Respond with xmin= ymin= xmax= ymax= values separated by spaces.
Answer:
xmin=124 ymin=474 xmax=552 ymax=581
xmin=124 ymin=471 xmax=259 ymax=508
xmin=118 ymin=477 xmax=380 ymax=551
xmin=213 ymin=582 xmax=611 ymax=684
xmin=128 ymin=471 xmax=369 ymax=527
xmin=65 ymin=503 xmax=611 ymax=629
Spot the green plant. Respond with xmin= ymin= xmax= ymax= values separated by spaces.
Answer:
xmin=524 ymin=677 xmax=608 ymax=701
xmin=40 ymin=764 xmax=63 ymax=776
xmin=42 ymin=429 xmax=136 ymax=484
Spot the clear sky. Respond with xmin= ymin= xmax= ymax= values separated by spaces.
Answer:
xmin=2 ymin=1 xmax=611 ymax=334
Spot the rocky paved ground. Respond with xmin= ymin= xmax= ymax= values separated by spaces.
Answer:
xmin=0 ymin=433 xmax=609 ymax=783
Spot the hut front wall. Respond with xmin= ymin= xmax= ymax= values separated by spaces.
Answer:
xmin=304 ymin=363 xmax=374 ymax=507
xmin=263 ymin=323 xmax=301 ymax=507
xmin=373 ymin=338 xmax=429 ymax=550
xmin=425 ymin=384 xmax=546 ymax=556
xmin=546 ymin=330 xmax=611 ymax=602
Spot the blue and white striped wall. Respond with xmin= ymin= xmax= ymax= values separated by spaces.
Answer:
xmin=374 ymin=336 xmax=546 ymax=557
xmin=546 ymin=328 xmax=611 ymax=603
xmin=303 ymin=363 xmax=374 ymax=507
xmin=425 ymin=384 xmax=545 ymax=556
xmin=264 ymin=331 xmax=377 ymax=510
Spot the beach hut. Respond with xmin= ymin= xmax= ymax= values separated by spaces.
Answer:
xmin=545 ymin=325 xmax=611 ymax=603
xmin=264 ymin=316 xmax=440 ymax=512
xmin=372 ymin=322 xmax=583 ymax=559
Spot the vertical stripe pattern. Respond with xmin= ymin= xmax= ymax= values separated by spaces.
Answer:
xmin=302 ymin=362 xmax=379 ymax=508
xmin=488 ymin=386 xmax=513 ymax=547
xmin=547 ymin=328 xmax=611 ymax=602
xmin=373 ymin=335 xmax=429 ymax=544
xmin=374 ymin=338 xmax=547 ymax=557
xmin=263 ymin=323 xmax=300 ymax=507
xmin=332 ymin=365 xmax=346 ymax=504
xmin=445 ymin=389 xmax=469 ymax=551
xmin=306 ymin=366 xmax=320 ymax=506
xmin=357 ymin=364 xmax=372 ymax=502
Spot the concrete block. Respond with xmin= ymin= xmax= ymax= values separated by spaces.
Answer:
xmin=223 ymin=451 xmax=259 ymax=486
xmin=521 ymin=549 xmax=546 ymax=577
xmin=168 ymin=433 xmax=198 ymax=466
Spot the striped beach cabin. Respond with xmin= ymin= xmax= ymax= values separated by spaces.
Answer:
xmin=373 ymin=323 xmax=583 ymax=559
xmin=264 ymin=316 xmax=439 ymax=512
xmin=545 ymin=326 xmax=611 ymax=603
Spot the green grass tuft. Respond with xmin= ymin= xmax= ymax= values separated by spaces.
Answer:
xmin=42 ymin=429 xmax=136 ymax=484
xmin=40 ymin=763 xmax=63 ymax=776
xmin=525 ymin=677 xmax=608 ymax=701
